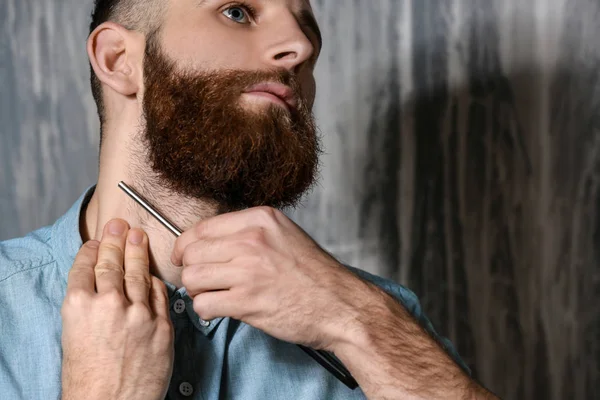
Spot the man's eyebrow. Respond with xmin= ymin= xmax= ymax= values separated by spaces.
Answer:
xmin=298 ymin=9 xmax=322 ymax=52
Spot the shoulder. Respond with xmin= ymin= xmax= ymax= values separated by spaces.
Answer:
xmin=0 ymin=225 xmax=56 ymax=283
xmin=0 ymin=227 xmax=64 ymax=400
xmin=343 ymin=265 xmax=472 ymax=375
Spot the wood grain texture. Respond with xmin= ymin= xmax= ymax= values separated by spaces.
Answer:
xmin=1 ymin=1 xmax=599 ymax=398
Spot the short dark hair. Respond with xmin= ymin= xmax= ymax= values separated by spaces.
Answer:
xmin=88 ymin=0 xmax=163 ymax=131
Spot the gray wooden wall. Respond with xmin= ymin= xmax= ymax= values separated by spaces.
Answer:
xmin=2 ymin=1 xmax=599 ymax=399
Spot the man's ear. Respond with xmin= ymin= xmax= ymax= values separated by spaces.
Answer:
xmin=87 ymin=22 xmax=143 ymax=98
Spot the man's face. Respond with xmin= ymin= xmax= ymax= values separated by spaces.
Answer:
xmin=140 ymin=0 xmax=322 ymax=211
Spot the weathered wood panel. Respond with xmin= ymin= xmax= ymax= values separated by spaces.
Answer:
xmin=2 ymin=1 xmax=599 ymax=398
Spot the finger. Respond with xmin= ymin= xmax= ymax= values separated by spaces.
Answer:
xmin=67 ymin=240 xmax=100 ymax=293
xmin=172 ymin=206 xmax=281 ymax=265
xmin=193 ymin=290 xmax=242 ymax=321
xmin=123 ymin=228 xmax=151 ymax=305
xmin=149 ymin=276 xmax=170 ymax=319
xmin=95 ymin=219 xmax=129 ymax=294
xmin=178 ymin=237 xmax=244 ymax=267
xmin=182 ymin=264 xmax=247 ymax=297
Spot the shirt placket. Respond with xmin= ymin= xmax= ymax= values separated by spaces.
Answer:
xmin=168 ymin=292 xmax=201 ymax=399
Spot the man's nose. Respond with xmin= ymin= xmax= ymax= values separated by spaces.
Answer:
xmin=261 ymin=13 xmax=315 ymax=73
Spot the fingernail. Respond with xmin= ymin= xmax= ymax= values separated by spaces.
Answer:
xmin=86 ymin=240 xmax=100 ymax=249
xmin=108 ymin=220 xmax=127 ymax=235
xmin=128 ymin=229 xmax=144 ymax=245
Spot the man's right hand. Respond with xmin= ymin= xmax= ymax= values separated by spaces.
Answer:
xmin=61 ymin=219 xmax=174 ymax=400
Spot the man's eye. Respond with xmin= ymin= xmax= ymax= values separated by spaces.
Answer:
xmin=222 ymin=6 xmax=251 ymax=24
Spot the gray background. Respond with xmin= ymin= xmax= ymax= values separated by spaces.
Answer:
xmin=2 ymin=1 xmax=600 ymax=399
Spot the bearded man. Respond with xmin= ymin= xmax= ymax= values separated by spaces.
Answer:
xmin=0 ymin=0 xmax=497 ymax=399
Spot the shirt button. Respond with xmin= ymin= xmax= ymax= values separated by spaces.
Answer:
xmin=173 ymin=299 xmax=186 ymax=314
xmin=179 ymin=382 xmax=194 ymax=397
xmin=199 ymin=318 xmax=211 ymax=327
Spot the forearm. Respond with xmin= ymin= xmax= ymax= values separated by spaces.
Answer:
xmin=332 ymin=288 xmax=497 ymax=400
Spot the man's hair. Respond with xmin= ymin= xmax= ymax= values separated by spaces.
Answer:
xmin=89 ymin=0 xmax=164 ymax=129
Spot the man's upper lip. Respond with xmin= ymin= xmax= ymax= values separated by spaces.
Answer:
xmin=244 ymin=82 xmax=298 ymax=110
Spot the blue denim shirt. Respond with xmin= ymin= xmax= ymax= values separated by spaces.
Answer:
xmin=0 ymin=186 xmax=468 ymax=399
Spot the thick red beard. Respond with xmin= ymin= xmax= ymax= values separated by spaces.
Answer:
xmin=142 ymin=35 xmax=321 ymax=211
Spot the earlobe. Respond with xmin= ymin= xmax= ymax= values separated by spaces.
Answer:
xmin=88 ymin=22 xmax=140 ymax=98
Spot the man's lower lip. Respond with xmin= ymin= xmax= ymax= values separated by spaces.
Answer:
xmin=244 ymin=91 xmax=291 ymax=110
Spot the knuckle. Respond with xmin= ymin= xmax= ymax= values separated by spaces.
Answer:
xmin=75 ymin=247 xmax=93 ymax=259
xmin=239 ymin=229 xmax=267 ymax=249
xmin=172 ymin=245 xmax=181 ymax=263
xmin=150 ymin=291 xmax=165 ymax=309
xmin=151 ymin=289 xmax=169 ymax=307
xmin=204 ymin=264 xmax=219 ymax=279
xmin=255 ymin=206 xmax=278 ymax=223
xmin=126 ymin=249 xmax=148 ymax=263
xmin=155 ymin=318 xmax=174 ymax=339
xmin=100 ymin=289 xmax=126 ymax=308
xmin=66 ymin=288 xmax=91 ymax=302
xmin=124 ymin=272 xmax=152 ymax=289
xmin=193 ymin=296 xmax=210 ymax=318
xmin=200 ymin=313 xmax=213 ymax=322
xmin=66 ymin=268 xmax=83 ymax=282
xmin=62 ymin=289 xmax=91 ymax=312
xmin=194 ymin=221 xmax=207 ymax=238
xmin=95 ymin=261 xmax=123 ymax=274
xmin=181 ymin=247 xmax=195 ymax=267
xmin=129 ymin=303 xmax=152 ymax=322
xmin=129 ymin=227 xmax=147 ymax=238
xmin=192 ymin=265 xmax=217 ymax=285
xmin=248 ymin=229 xmax=266 ymax=242
xmin=72 ymin=258 xmax=87 ymax=270
xmin=84 ymin=240 xmax=100 ymax=249
xmin=151 ymin=276 xmax=167 ymax=294
xmin=180 ymin=267 xmax=196 ymax=287
xmin=197 ymin=308 xmax=213 ymax=321
xmin=77 ymin=242 xmax=96 ymax=255
xmin=101 ymin=242 xmax=125 ymax=255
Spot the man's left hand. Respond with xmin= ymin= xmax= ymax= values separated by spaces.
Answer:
xmin=171 ymin=206 xmax=377 ymax=352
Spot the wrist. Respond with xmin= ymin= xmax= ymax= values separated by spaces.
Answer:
xmin=321 ymin=278 xmax=495 ymax=399
xmin=327 ymin=282 xmax=388 ymax=355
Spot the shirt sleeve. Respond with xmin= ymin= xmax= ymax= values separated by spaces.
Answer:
xmin=344 ymin=264 xmax=471 ymax=376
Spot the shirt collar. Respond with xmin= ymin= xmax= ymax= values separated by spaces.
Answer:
xmin=51 ymin=185 xmax=96 ymax=283
xmin=50 ymin=185 xmax=223 ymax=335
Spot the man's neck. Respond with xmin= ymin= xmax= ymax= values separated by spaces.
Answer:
xmin=81 ymin=135 xmax=219 ymax=288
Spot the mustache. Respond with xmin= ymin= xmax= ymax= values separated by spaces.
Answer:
xmin=167 ymin=68 xmax=308 ymax=112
